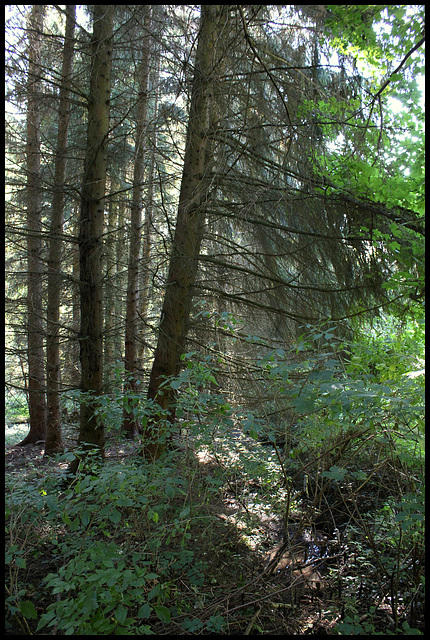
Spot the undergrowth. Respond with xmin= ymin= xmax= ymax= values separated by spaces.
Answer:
xmin=5 ymin=318 xmax=425 ymax=635
xmin=6 ymin=444 xmax=242 ymax=635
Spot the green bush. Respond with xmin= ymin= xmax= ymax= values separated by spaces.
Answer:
xmin=6 ymin=444 xmax=214 ymax=635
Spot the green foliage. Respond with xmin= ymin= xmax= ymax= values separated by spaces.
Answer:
xmin=5 ymin=446 xmax=215 ymax=635
xmin=326 ymin=5 xmax=424 ymax=81
xmin=5 ymin=390 xmax=29 ymax=423
xmin=253 ymin=318 xmax=424 ymax=632
xmin=315 ymin=5 xmax=425 ymax=294
xmin=167 ymin=328 xmax=424 ymax=632
xmin=5 ymin=357 xmax=243 ymax=633
xmin=5 ymin=391 xmax=30 ymax=446
xmin=326 ymin=5 xmax=384 ymax=66
xmin=37 ymin=543 xmax=154 ymax=634
xmin=266 ymin=319 xmax=424 ymax=459
xmin=347 ymin=314 xmax=424 ymax=381
xmin=5 ymin=318 xmax=425 ymax=633
xmin=206 ymin=614 xmax=226 ymax=633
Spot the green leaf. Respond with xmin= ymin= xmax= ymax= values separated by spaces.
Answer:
xmin=292 ymin=396 xmax=315 ymax=413
xmin=154 ymin=605 xmax=171 ymax=624
xmin=389 ymin=222 xmax=402 ymax=238
xmin=322 ymin=466 xmax=348 ymax=481
xmin=115 ymin=605 xmax=128 ymax=626
xmin=70 ymin=516 xmax=80 ymax=531
xmin=206 ymin=615 xmax=226 ymax=633
xmin=15 ymin=557 xmax=26 ymax=569
xmin=389 ymin=241 xmax=401 ymax=251
xmin=145 ymin=572 xmax=159 ymax=580
xmin=165 ymin=484 xmax=175 ymax=498
xmin=82 ymin=589 xmax=98 ymax=615
xmin=19 ymin=600 xmax=37 ymax=619
xmin=182 ymin=618 xmax=204 ymax=632
xmin=138 ymin=603 xmax=151 ymax=619
xmin=36 ymin=610 xmax=57 ymax=632
xmin=351 ymin=470 xmax=367 ymax=480
xmin=80 ymin=509 xmax=90 ymax=527
xmin=179 ymin=506 xmax=190 ymax=519
xmin=115 ymin=497 xmax=134 ymax=507
xmin=148 ymin=585 xmax=161 ymax=601
xmin=394 ymin=511 xmax=407 ymax=522
xmin=109 ymin=508 xmax=121 ymax=524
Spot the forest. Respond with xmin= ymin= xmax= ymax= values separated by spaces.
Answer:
xmin=5 ymin=4 xmax=425 ymax=635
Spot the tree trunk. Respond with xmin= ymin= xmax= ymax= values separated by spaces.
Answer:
xmin=137 ymin=156 xmax=154 ymax=365
xmin=137 ymin=34 xmax=161 ymax=364
xmin=143 ymin=5 xmax=228 ymax=460
xmin=19 ymin=4 xmax=47 ymax=447
xmin=123 ymin=6 xmax=152 ymax=439
xmin=45 ymin=4 xmax=75 ymax=456
xmin=104 ymin=177 xmax=120 ymax=393
xmin=74 ymin=5 xmax=114 ymax=466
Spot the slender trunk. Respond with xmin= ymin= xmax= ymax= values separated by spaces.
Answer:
xmin=45 ymin=4 xmax=75 ymax=456
xmin=104 ymin=178 xmax=119 ymax=393
xmin=20 ymin=4 xmax=47 ymax=447
xmin=123 ymin=6 xmax=152 ymax=438
xmin=137 ymin=168 xmax=153 ymax=365
xmin=74 ymin=5 xmax=114 ymax=467
xmin=114 ymin=197 xmax=127 ymax=360
xmin=138 ymin=40 xmax=160 ymax=364
xmin=143 ymin=5 xmax=228 ymax=460
xmin=69 ymin=209 xmax=81 ymax=388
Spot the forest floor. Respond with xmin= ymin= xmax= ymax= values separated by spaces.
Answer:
xmin=5 ymin=425 xmax=422 ymax=635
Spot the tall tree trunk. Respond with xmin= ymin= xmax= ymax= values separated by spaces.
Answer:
xmin=138 ymin=38 xmax=160 ymax=364
xmin=68 ymin=208 xmax=81 ymax=388
xmin=19 ymin=4 xmax=47 ymax=446
xmin=45 ymin=4 xmax=75 ymax=456
xmin=143 ymin=5 xmax=228 ymax=460
xmin=114 ymin=196 xmax=127 ymax=361
xmin=104 ymin=177 xmax=119 ymax=393
xmin=137 ymin=157 xmax=154 ymax=365
xmin=123 ymin=6 xmax=152 ymax=439
xmin=75 ymin=5 xmax=114 ymax=466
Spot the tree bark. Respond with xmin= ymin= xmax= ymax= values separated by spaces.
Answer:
xmin=143 ymin=5 xmax=228 ymax=460
xmin=45 ymin=4 xmax=75 ymax=456
xmin=103 ymin=177 xmax=120 ymax=393
xmin=123 ymin=6 xmax=152 ymax=439
xmin=19 ymin=5 xmax=47 ymax=447
xmin=75 ymin=5 xmax=114 ymax=466
xmin=138 ymin=33 xmax=161 ymax=364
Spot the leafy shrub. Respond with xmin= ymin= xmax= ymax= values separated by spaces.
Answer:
xmin=6 ymin=443 xmax=216 ymax=635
